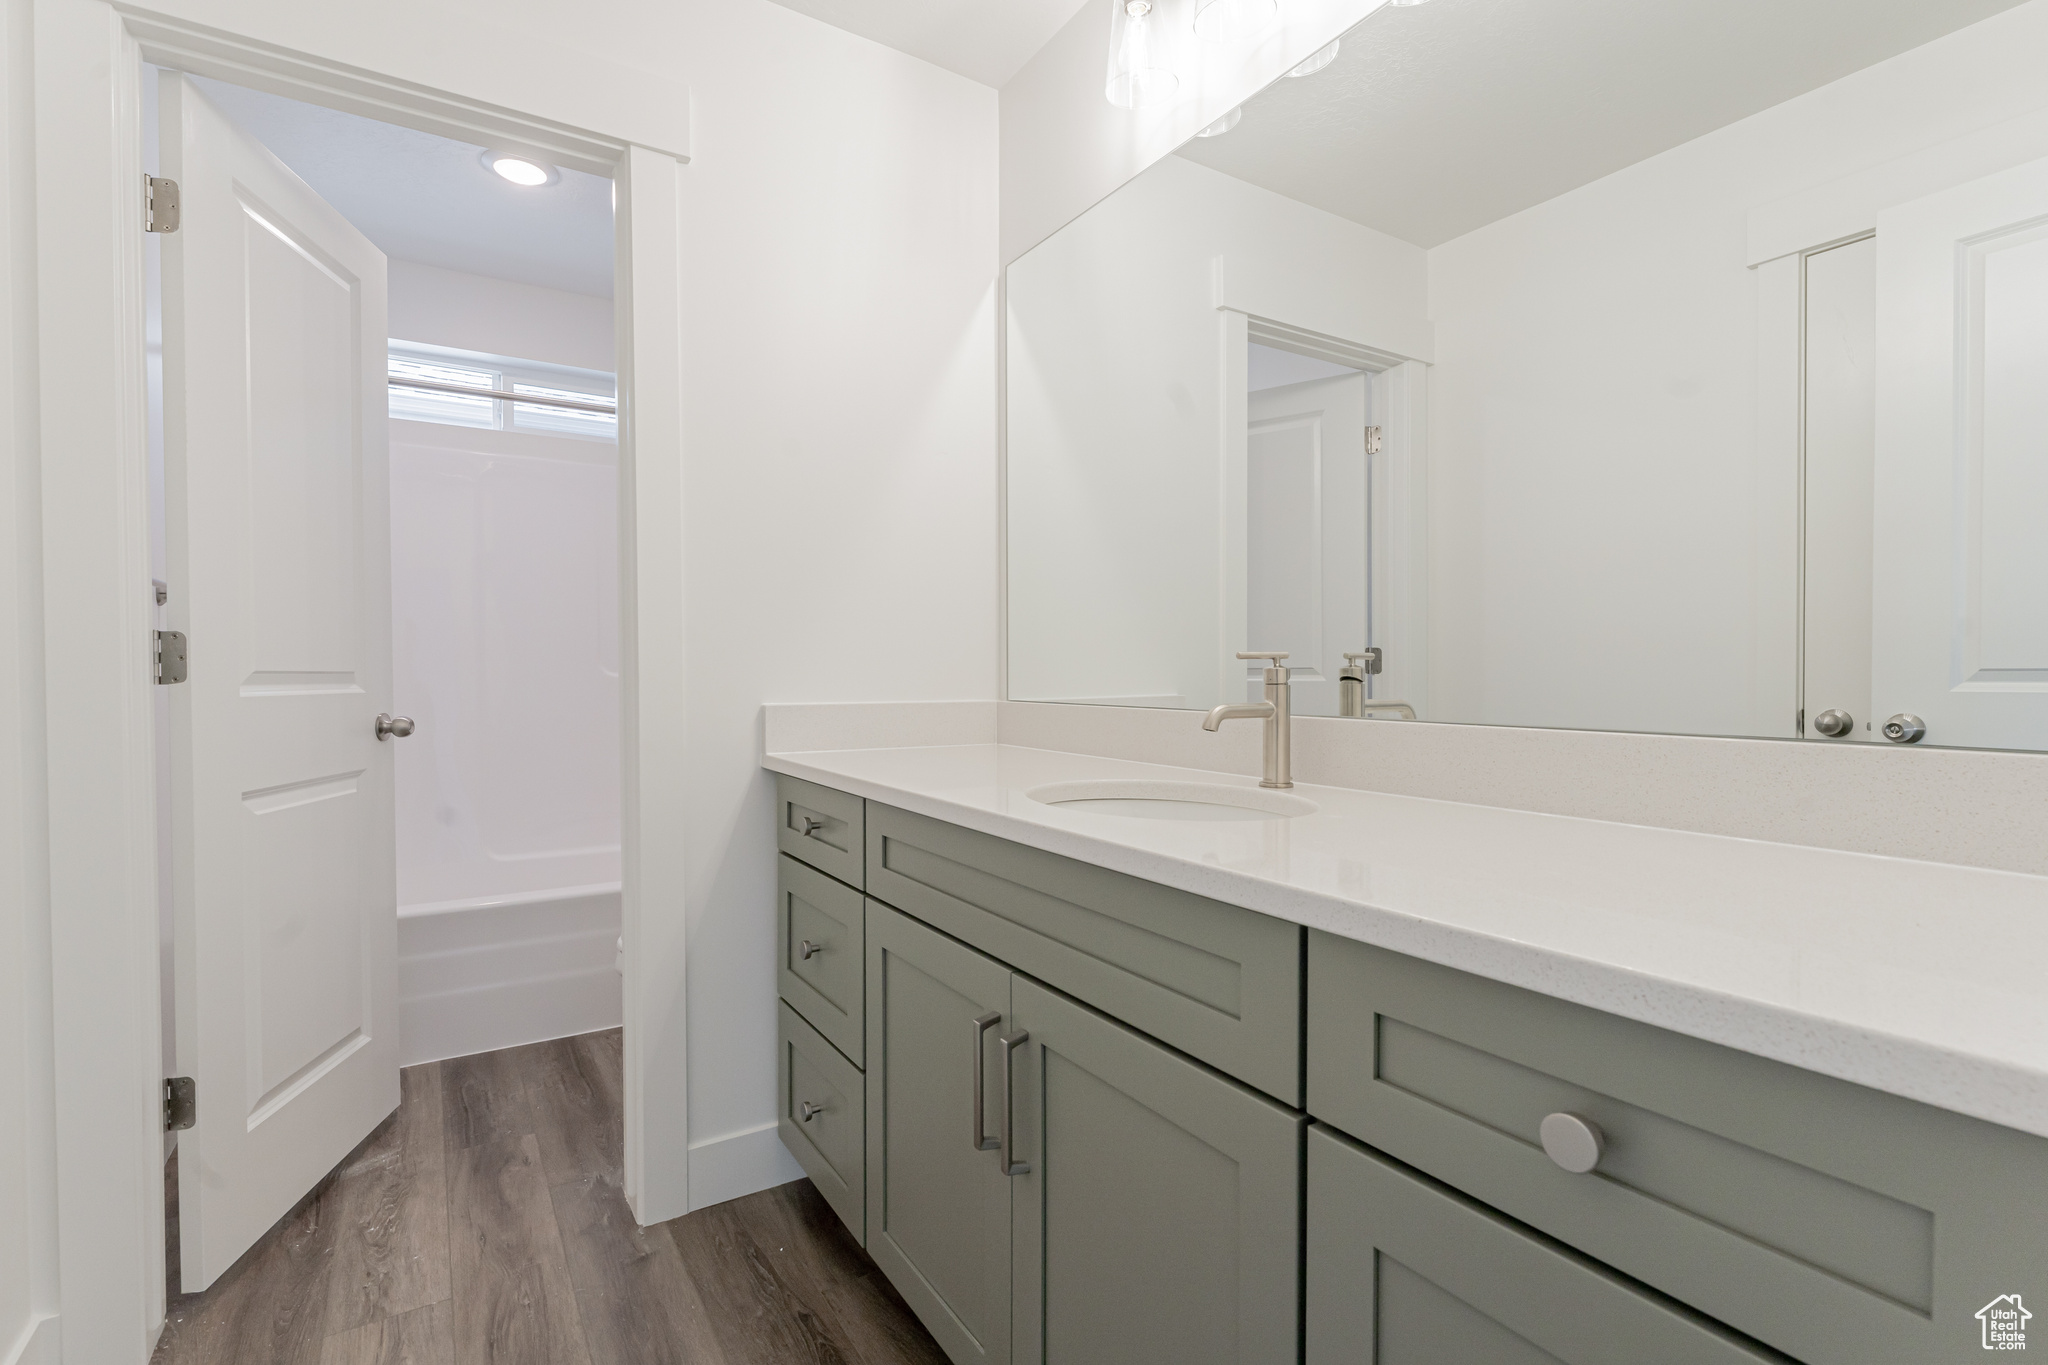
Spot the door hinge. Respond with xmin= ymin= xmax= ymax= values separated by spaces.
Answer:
xmin=144 ymin=174 xmax=180 ymax=233
xmin=1365 ymin=425 xmax=1384 ymax=456
xmin=155 ymin=630 xmax=187 ymax=684
xmin=165 ymin=1076 xmax=196 ymax=1132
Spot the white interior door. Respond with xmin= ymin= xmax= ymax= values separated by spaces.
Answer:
xmin=1802 ymin=236 xmax=1879 ymax=742
xmin=1247 ymin=371 xmax=1368 ymax=717
xmin=159 ymin=71 xmax=399 ymax=1289
xmin=1875 ymin=156 xmax=2048 ymax=751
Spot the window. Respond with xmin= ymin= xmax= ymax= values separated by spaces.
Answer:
xmin=388 ymin=341 xmax=616 ymax=441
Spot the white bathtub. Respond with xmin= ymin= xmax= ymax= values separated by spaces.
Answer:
xmin=397 ymin=883 xmax=622 ymax=1066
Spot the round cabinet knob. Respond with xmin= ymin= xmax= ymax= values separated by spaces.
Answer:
xmin=797 ymin=939 xmax=822 ymax=960
xmin=1881 ymin=713 xmax=1926 ymax=745
xmin=799 ymin=1100 xmax=824 ymax=1123
xmin=1812 ymin=709 xmax=1853 ymax=738
xmin=375 ymin=713 xmax=415 ymax=741
xmin=1539 ymin=1112 xmax=1605 ymax=1174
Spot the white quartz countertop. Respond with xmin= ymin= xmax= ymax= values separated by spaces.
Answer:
xmin=763 ymin=741 xmax=2048 ymax=1140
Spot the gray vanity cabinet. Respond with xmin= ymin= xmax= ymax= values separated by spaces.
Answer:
xmin=1307 ymin=1126 xmax=1786 ymax=1365
xmin=865 ymin=900 xmax=1017 ymax=1365
xmin=1007 ymin=975 xmax=1303 ymax=1365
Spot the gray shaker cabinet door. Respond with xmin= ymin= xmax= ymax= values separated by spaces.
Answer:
xmin=1008 ymin=975 xmax=1303 ymax=1365
xmin=1307 ymin=1126 xmax=1788 ymax=1365
xmin=866 ymin=899 xmax=1016 ymax=1365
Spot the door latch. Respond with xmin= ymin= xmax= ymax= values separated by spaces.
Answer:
xmin=144 ymin=174 xmax=180 ymax=233
xmin=155 ymin=630 xmax=187 ymax=685
xmin=165 ymin=1076 xmax=196 ymax=1132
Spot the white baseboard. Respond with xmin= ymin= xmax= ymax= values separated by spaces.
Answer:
xmin=2 ymin=1315 xmax=59 ymax=1365
xmin=687 ymin=1120 xmax=804 ymax=1212
xmin=398 ymin=889 xmax=622 ymax=1066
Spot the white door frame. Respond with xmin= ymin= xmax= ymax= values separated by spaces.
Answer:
xmin=1218 ymin=310 xmax=1430 ymax=715
xmin=30 ymin=5 xmax=688 ymax=1358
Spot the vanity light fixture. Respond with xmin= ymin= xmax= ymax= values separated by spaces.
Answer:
xmin=1286 ymin=38 xmax=1340 ymax=76
xmin=1193 ymin=0 xmax=1278 ymax=44
xmin=482 ymin=151 xmax=558 ymax=187
xmin=1104 ymin=0 xmax=1179 ymax=108
xmin=1196 ymin=107 xmax=1243 ymax=137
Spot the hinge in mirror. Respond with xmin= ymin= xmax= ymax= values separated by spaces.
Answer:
xmin=155 ymin=630 xmax=187 ymax=684
xmin=165 ymin=1076 xmax=196 ymax=1132
xmin=144 ymin=174 xmax=180 ymax=233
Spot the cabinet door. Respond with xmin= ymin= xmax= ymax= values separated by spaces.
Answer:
xmin=1008 ymin=976 xmax=1302 ymax=1365
xmin=867 ymin=900 xmax=1016 ymax=1365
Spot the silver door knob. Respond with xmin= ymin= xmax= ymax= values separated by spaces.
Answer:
xmin=797 ymin=939 xmax=822 ymax=960
xmin=799 ymin=1100 xmax=824 ymax=1123
xmin=1882 ymin=713 xmax=1926 ymax=744
xmin=1539 ymin=1112 xmax=1605 ymax=1174
xmin=1813 ymin=709 xmax=1853 ymax=738
xmin=375 ymin=713 xmax=415 ymax=741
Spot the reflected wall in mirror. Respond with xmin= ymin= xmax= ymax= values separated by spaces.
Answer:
xmin=1006 ymin=0 xmax=2048 ymax=751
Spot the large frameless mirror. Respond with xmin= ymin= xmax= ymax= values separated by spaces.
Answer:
xmin=1005 ymin=0 xmax=2048 ymax=751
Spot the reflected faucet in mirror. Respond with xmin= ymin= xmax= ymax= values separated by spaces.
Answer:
xmin=1205 ymin=651 xmax=1294 ymax=789
xmin=1339 ymin=651 xmax=1416 ymax=721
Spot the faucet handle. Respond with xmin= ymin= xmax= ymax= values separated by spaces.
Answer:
xmin=1238 ymin=651 xmax=1291 ymax=683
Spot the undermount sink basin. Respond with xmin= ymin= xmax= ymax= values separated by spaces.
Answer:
xmin=1025 ymin=780 xmax=1318 ymax=822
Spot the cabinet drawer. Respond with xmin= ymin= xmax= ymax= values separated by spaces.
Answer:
xmin=778 ymin=1000 xmax=865 ymax=1244
xmin=777 ymin=855 xmax=864 ymax=1066
xmin=1307 ymin=1126 xmax=1785 ymax=1365
xmin=1309 ymin=932 xmax=2048 ymax=1365
xmin=867 ymin=802 xmax=1303 ymax=1104
xmin=776 ymin=774 xmax=864 ymax=888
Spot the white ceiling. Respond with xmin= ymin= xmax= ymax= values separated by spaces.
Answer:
xmin=189 ymin=76 xmax=615 ymax=298
xmin=765 ymin=0 xmax=1089 ymax=87
xmin=1176 ymin=0 xmax=2031 ymax=247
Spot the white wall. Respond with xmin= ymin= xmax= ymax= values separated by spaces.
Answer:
xmin=1007 ymin=154 xmax=1425 ymax=710
xmin=0 ymin=0 xmax=62 ymax=1356
xmin=1423 ymin=0 xmax=2048 ymax=740
xmin=388 ymin=259 xmax=613 ymax=372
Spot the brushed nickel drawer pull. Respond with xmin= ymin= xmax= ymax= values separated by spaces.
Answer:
xmin=798 ymin=939 xmax=822 ymax=960
xmin=999 ymin=1030 xmax=1031 ymax=1176
xmin=799 ymin=1100 xmax=824 ymax=1123
xmin=1540 ymin=1112 xmax=1604 ymax=1174
xmin=800 ymin=815 xmax=826 ymax=838
xmin=971 ymin=1012 xmax=1001 ymax=1152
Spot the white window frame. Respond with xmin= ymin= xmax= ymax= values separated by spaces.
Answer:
xmin=388 ymin=341 xmax=620 ymax=440
xmin=25 ymin=8 xmax=690 ymax=1359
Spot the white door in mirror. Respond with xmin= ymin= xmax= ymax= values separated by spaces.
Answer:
xmin=1876 ymin=156 xmax=2048 ymax=751
xmin=1539 ymin=1112 xmax=1605 ymax=1174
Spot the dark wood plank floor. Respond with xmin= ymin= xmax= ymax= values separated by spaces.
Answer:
xmin=153 ymin=1029 xmax=948 ymax=1365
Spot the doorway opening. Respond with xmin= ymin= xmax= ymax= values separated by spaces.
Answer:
xmin=143 ymin=66 xmax=623 ymax=1303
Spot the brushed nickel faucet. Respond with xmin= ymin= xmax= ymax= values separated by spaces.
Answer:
xmin=1204 ymin=651 xmax=1295 ymax=789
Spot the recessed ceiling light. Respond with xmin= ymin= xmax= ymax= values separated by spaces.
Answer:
xmin=1286 ymin=39 xmax=1340 ymax=77
xmin=1196 ymin=108 xmax=1243 ymax=138
xmin=482 ymin=151 xmax=557 ymax=187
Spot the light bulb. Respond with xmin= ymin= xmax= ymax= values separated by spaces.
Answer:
xmin=1104 ymin=0 xmax=1178 ymax=109
xmin=1192 ymin=0 xmax=1277 ymax=44
xmin=483 ymin=152 xmax=555 ymax=187
xmin=1285 ymin=39 xmax=1339 ymax=77
xmin=1196 ymin=108 xmax=1242 ymax=137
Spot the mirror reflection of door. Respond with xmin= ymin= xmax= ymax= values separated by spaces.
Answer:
xmin=1246 ymin=344 xmax=1370 ymax=718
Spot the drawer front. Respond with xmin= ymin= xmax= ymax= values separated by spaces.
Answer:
xmin=776 ymin=774 xmax=864 ymax=888
xmin=1309 ymin=932 xmax=2048 ymax=1365
xmin=867 ymin=802 xmax=1303 ymax=1104
xmin=1307 ymin=1126 xmax=1785 ymax=1365
xmin=778 ymin=1000 xmax=865 ymax=1244
xmin=777 ymin=855 xmax=864 ymax=1066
